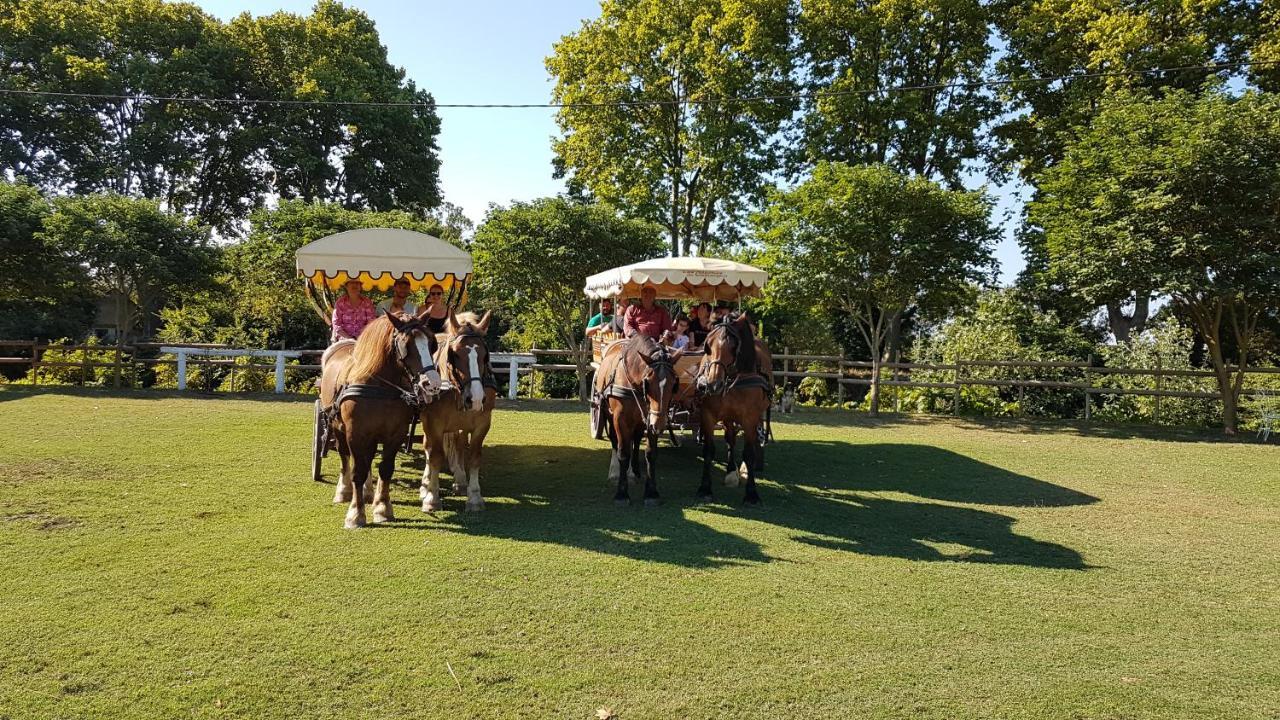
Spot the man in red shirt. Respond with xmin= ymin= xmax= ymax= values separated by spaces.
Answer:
xmin=623 ymin=286 xmax=672 ymax=340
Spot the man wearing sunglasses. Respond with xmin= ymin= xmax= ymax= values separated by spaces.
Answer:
xmin=417 ymin=283 xmax=451 ymax=334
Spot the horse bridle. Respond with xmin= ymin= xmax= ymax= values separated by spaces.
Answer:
xmin=697 ymin=322 xmax=742 ymax=395
xmin=626 ymin=345 xmax=678 ymax=435
xmin=443 ymin=328 xmax=490 ymax=407
xmin=379 ymin=320 xmax=439 ymax=406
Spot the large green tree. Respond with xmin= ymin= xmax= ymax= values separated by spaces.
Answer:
xmin=39 ymin=194 xmax=219 ymax=340
xmin=0 ymin=0 xmax=442 ymax=234
xmin=755 ymin=162 xmax=997 ymax=415
xmin=547 ymin=0 xmax=795 ymax=256
xmin=796 ymin=0 xmax=996 ymax=187
xmin=470 ymin=198 xmax=665 ymax=398
xmin=1030 ymin=89 xmax=1280 ymax=434
xmin=996 ymin=0 xmax=1253 ymax=340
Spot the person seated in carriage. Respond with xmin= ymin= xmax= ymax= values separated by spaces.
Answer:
xmin=331 ymin=278 xmax=377 ymax=344
xmin=585 ymin=298 xmax=616 ymax=338
xmin=416 ymin=283 xmax=451 ymax=334
xmin=661 ymin=315 xmax=691 ymax=351
xmin=623 ymin=286 xmax=672 ymax=341
xmin=686 ymin=302 xmax=713 ymax=348
xmin=376 ymin=276 xmax=418 ymax=318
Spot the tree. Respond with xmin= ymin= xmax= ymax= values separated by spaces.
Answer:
xmin=994 ymin=0 xmax=1253 ymax=340
xmin=547 ymin=0 xmax=795 ymax=256
xmin=229 ymin=1 xmax=442 ymax=216
xmin=795 ymin=0 xmax=996 ymax=188
xmin=470 ymin=198 xmax=665 ymax=398
xmin=39 ymin=194 xmax=219 ymax=340
xmin=1030 ymin=89 xmax=1280 ymax=434
xmin=225 ymin=200 xmax=455 ymax=349
xmin=0 ymin=0 xmax=442 ymax=234
xmin=755 ymin=162 xmax=997 ymax=415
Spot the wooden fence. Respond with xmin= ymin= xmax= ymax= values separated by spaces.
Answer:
xmin=4 ymin=340 xmax=1277 ymax=423
xmin=0 ymin=340 xmax=535 ymax=398
xmin=525 ymin=345 xmax=1280 ymax=424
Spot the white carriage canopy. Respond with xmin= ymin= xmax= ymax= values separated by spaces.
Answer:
xmin=583 ymin=257 xmax=768 ymax=302
xmin=295 ymin=228 xmax=472 ymax=293
xmin=296 ymin=228 xmax=474 ymax=325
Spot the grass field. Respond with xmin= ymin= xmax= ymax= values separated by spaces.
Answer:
xmin=1 ymin=388 xmax=1278 ymax=719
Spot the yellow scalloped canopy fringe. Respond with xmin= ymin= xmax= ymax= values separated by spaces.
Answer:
xmin=307 ymin=270 xmax=469 ymax=293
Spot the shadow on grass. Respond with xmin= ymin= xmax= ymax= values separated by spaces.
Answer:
xmin=777 ymin=406 xmax=1233 ymax=444
xmin=387 ymin=438 xmax=1091 ymax=571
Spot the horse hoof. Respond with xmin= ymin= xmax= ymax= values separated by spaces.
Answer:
xmin=744 ymin=493 xmax=761 ymax=506
xmin=643 ymin=497 xmax=662 ymax=508
xmin=465 ymin=498 xmax=485 ymax=513
xmin=422 ymin=497 xmax=443 ymax=513
xmin=418 ymin=485 xmax=428 ymax=500
xmin=614 ymin=497 xmax=630 ymax=507
xmin=333 ymin=490 xmax=352 ymax=504
xmin=373 ymin=507 xmax=394 ymax=523
xmin=723 ymin=471 xmax=740 ymax=488
xmin=344 ymin=512 xmax=366 ymax=529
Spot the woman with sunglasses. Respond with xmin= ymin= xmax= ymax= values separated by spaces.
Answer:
xmin=417 ymin=283 xmax=451 ymax=334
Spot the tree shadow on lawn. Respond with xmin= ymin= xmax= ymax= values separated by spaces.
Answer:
xmin=778 ymin=406 xmax=1235 ymax=444
xmin=384 ymin=439 xmax=1092 ymax=571
xmin=694 ymin=439 xmax=1095 ymax=570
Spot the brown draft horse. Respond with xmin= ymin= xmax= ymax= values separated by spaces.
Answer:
xmin=595 ymin=334 xmax=678 ymax=506
xmin=696 ymin=313 xmax=772 ymax=504
xmin=318 ymin=313 xmax=441 ymax=528
xmin=418 ymin=311 xmax=497 ymax=513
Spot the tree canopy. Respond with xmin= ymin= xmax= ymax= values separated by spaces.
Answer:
xmin=1030 ymin=89 xmax=1280 ymax=433
xmin=755 ymin=162 xmax=998 ymax=414
xmin=470 ymin=197 xmax=665 ymax=394
xmin=39 ymin=193 xmax=219 ymax=339
xmin=0 ymin=0 xmax=441 ymax=234
xmin=546 ymin=0 xmax=795 ymax=256
xmin=796 ymin=0 xmax=996 ymax=188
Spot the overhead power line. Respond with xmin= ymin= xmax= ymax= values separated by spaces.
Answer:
xmin=0 ymin=59 xmax=1276 ymax=110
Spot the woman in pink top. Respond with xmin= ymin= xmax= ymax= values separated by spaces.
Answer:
xmin=331 ymin=278 xmax=377 ymax=343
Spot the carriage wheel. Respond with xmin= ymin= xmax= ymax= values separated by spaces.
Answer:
xmin=589 ymin=399 xmax=606 ymax=440
xmin=311 ymin=399 xmax=326 ymax=482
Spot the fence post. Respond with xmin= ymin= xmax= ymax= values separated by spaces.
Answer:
xmin=177 ymin=350 xmax=187 ymax=391
xmin=32 ymin=338 xmax=41 ymax=385
xmin=113 ymin=341 xmax=123 ymax=389
xmin=953 ymin=357 xmax=963 ymax=416
xmin=275 ymin=352 xmax=287 ymax=394
xmin=81 ymin=344 xmax=90 ymax=386
xmin=507 ymin=359 xmax=519 ymax=400
xmin=836 ymin=351 xmax=845 ymax=406
xmin=1083 ymin=354 xmax=1092 ymax=421
xmin=1153 ymin=353 xmax=1163 ymax=424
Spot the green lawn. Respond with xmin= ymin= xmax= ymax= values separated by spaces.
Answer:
xmin=1 ymin=388 xmax=1278 ymax=719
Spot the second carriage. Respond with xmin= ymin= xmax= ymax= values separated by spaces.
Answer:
xmin=583 ymin=257 xmax=771 ymax=441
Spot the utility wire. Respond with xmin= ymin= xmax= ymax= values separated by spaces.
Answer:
xmin=0 ymin=59 xmax=1276 ymax=110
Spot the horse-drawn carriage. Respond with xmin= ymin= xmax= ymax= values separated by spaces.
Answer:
xmin=296 ymin=228 xmax=473 ymax=484
xmin=583 ymin=256 xmax=770 ymax=442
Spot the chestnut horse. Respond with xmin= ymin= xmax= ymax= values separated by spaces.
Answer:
xmin=319 ymin=313 xmax=441 ymax=528
xmin=695 ymin=314 xmax=772 ymax=504
xmin=418 ymin=311 xmax=497 ymax=513
xmin=595 ymin=334 xmax=678 ymax=506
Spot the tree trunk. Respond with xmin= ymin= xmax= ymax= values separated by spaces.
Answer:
xmin=1106 ymin=294 xmax=1150 ymax=344
xmin=868 ymin=353 xmax=882 ymax=417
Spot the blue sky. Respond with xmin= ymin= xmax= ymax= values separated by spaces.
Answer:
xmin=194 ymin=0 xmax=1026 ymax=283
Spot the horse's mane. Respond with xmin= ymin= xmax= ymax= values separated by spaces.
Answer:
xmin=732 ymin=315 xmax=757 ymax=373
xmin=342 ymin=316 xmax=396 ymax=384
xmin=626 ymin=333 xmax=663 ymax=360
